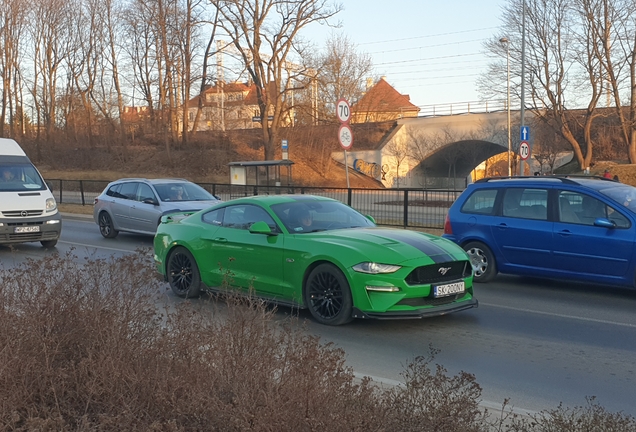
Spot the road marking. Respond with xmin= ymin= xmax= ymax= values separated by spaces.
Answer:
xmin=59 ymin=240 xmax=134 ymax=253
xmin=482 ymin=302 xmax=636 ymax=328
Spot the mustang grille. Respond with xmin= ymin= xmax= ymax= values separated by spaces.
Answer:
xmin=397 ymin=294 xmax=464 ymax=307
xmin=404 ymin=261 xmax=471 ymax=286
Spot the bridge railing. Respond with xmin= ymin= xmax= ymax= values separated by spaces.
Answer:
xmin=47 ymin=179 xmax=464 ymax=230
xmin=417 ymin=99 xmax=519 ymax=117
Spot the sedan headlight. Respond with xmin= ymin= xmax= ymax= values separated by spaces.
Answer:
xmin=353 ymin=262 xmax=401 ymax=274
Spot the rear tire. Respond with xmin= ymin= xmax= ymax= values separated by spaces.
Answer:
xmin=304 ymin=263 xmax=353 ymax=326
xmin=463 ymin=241 xmax=497 ymax=283
xmin=98 ymin=211 xmax=119 ymax=238
xmin=167 ymin=246 xmax=201 ymax=298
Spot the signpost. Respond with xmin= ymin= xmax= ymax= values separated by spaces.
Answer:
xmin=338 ymin=124 xmax=353 ymax=150
xmin=336 ymin=99 xmax=352 ymax=188
xmin=336 ymin=98 xmax=351 ymax=123
xmin=281 ymin=139 xmax=288 ymax=160
xmin=519 ymin=141 xmax=530 ymax=161
xmin=519 ymin=126 xmax=530 ymax=174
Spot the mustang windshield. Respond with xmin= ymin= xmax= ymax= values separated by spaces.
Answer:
xmin=272 ymin=200 xmax=376 ymax=233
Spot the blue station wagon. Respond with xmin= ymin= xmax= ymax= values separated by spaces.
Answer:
xmin=443 ymin=175 xmax=636 ymax=288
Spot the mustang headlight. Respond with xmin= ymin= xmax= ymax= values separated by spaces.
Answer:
xmin=353 ymin=262 xmax=401 ymax=274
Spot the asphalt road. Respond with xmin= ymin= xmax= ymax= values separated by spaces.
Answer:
xmin=2 ymin=214 xmax=635 ymax=418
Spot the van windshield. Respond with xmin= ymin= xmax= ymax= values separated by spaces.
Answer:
xmin=0 ymin=164 xmax=46 ymax=192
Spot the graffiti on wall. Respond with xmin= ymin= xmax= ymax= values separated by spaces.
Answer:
xmin=353 ymin=159 xmax=382 ymax=179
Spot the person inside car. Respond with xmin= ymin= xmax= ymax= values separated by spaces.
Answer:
xmin=1 ymin=168 xmax=16 ymax=182
xmin=289 ymin=207 xmax=313 ymax=231
xmin=169 ymin=187 xmax=184 ymax=201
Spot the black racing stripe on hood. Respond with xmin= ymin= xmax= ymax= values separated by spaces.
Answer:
xmin=377 ymin=230 xmax=455 ymax=263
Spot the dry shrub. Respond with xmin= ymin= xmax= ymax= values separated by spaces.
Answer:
xmin=1 ymin=251 xmax=632 ymax=431
xmin=382 ymin=346 xmax=489 ymax=432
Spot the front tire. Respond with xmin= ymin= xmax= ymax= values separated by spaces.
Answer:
xmin=304 ymin=263 xmax=353 ymax=326
xmin=463 ymin=241 xmax=497 ymax=283
xmin=167 ymin=246 xmax=201 ymax=298
xmin=98 ymin=212 xmax=119 ymax=238
xmin=40 ymin=239 xmax=58 ymax=248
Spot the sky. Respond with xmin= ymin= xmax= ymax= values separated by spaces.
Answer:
xmin=303 ymin=0 xmax=508 ymax=112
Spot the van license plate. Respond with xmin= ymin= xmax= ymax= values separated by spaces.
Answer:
xmin=433 ymin=281 xmax=465 ymax=298
xmin=14 ymin=226 xmax=40 ymax=233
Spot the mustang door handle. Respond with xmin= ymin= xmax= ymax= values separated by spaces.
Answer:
xmin=496 ymin=223 xmax=508 ymax=229
xmin=557 ymin=230 xmax=573 ymax=236
xmin=213 ymin=237 xmax=228 ymax=243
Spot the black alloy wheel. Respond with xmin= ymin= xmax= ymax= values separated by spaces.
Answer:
xmin=167 ymin=247 xmax=201 ymax=298
xmin=305 ymin=263 xmax=353 ymax=326
xmin=98 ymin=212 xmax=119 ymax=238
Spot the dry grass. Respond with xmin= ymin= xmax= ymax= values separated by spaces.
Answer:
xmin=0 ymin=251 xmax=633 ymax=431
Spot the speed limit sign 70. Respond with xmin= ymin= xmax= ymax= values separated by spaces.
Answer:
xmin=336 ymin=98 xmax=351 ymax=123
xmin=519 ymin=141 xmax=530 ymax=160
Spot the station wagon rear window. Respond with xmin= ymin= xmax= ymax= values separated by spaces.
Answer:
xmin=460 ymin=189 xmax=497 ymax=215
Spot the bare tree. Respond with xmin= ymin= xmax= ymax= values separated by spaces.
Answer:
xmin=211 ymin=0 xmax=343 ymax=160
xmin=482 ymin=0 xmax=608 ymax=170
xmin=0 ymin=0 xmax=30 ymax=139
xmin=309 ymin=32 xmax=373 ymax=123
xmin=586 ymin=0 xmax=636 ymax=162
xmin=383 ymin=134 xmax=409 ymax=188
xmin=405 ymin=127 xmax=444 ymax=189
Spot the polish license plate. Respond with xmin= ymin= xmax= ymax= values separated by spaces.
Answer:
xmin=14 ymin=226 xmax=40 ymax=233
xmin=433 ymin=281 xmax=465 ymax=298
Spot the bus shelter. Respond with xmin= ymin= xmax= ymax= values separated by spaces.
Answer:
xmin=228 ymin=160 xmax=294 ymax=187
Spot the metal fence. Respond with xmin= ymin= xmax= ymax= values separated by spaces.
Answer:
xmin=47 ymin=179 xmax=463 ymax=230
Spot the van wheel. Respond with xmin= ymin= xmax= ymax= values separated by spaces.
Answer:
xmin=41 ymin=240 xmax=58 ymax=248
xmin=98 ymin=212 xmax=119 ymax=238
xmin=463 ymin=241 xmax=497 ymax=283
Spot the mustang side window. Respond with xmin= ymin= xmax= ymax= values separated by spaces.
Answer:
xmin=202 ymin=208 xmax=224 ymax=226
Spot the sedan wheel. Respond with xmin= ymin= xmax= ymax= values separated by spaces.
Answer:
xmin=305 ymin=263 xmax=353 ymax=326
xmin=168 ymin=247 xmax=201 ymax=298
xmin=98 ymin=212 xmax=119 ymax=238
xmin=463 ymin=241 xmax=497 ymax=283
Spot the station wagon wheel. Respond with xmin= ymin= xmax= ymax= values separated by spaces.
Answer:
xmin=40 ymin=240 xmax=57 ymax=248
xmin=463 ymin=241 xmax=497 ymax=283
xmin=167 ymin=246 xmax=201 ymax=298
xmin=98 ymin=211 xmax=119 ymax=238
xmin=305 ymin=263 xmax=353 ymax=326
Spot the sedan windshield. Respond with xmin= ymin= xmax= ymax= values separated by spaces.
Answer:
xmin=271 ymin=200 xmax=376 ymax=233
xmin=155 ymin=182 xmax=217 ymax=202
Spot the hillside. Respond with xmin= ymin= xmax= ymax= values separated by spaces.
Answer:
xmin=30 ymin=122 xmax=394 ymax=188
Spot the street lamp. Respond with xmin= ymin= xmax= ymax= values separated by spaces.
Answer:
xmin=500 ymin=37 xmax=512 ymax=176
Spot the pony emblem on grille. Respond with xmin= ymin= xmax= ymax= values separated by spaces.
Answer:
xmin=438 ymin=266 xmax=451 ymax=275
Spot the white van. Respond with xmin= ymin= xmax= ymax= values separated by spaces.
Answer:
xmin=0 ymin=138 xmax=61 ymax=248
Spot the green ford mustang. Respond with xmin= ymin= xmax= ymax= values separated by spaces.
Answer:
xmin=154 ymin=194 xmax=477 ymax=325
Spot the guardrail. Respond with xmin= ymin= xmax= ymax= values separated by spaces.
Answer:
xmin=47 ymin=179 xmax=463 ymax=230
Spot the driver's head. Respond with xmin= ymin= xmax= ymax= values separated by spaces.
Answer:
xmin=293 ymin=207 xmax=312 ymax=227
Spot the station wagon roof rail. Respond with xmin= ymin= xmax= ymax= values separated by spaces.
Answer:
xmin=475 ymin=175 xmax=613 ymax=185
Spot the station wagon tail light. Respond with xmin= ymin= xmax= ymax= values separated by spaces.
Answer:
xmin=353 ymin=262 xmax=401 ymax=274
xmin=443 ymin=214 xmax=452 ymax=235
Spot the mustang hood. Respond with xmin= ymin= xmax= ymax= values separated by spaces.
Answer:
xmin=311 ymin=228 xmax=466 ymax=264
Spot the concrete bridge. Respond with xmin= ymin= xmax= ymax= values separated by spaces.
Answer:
xmin=333 ymin=110 xmax=546 ymax=188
